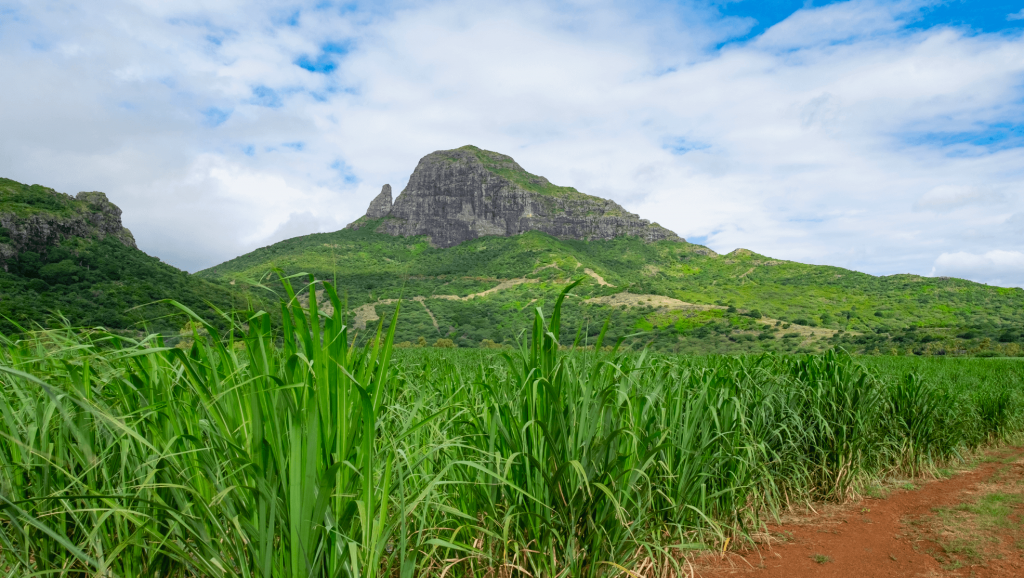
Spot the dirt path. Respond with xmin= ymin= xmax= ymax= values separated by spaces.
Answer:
xmin=431 ymin=278 xmax=538 ymax=301
xmin=697 ymin=446 xmax=1024 ymax=577
xmin=414 ymin=296 xmax=441 ymax=333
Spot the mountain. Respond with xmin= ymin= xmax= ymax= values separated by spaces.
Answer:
xmin=346 ymin=145 xmax=679 ymax=247
xmin=0 ymin=178 xmax=256 ymax=337
xmin=199 ymin=146 xmax=1024 ymax=356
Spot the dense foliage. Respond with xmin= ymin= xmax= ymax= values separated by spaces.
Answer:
xmin=0 ymin=178 xmax=80 ymax=218
xmin=0 ymin=177 xmax=263 ymax=336
xmin=0 ymin=235 xmax=255 ymax=336
xmin=2 ymin=280 xmax=1022 ymax=577
xmin=200 ymin=223 xmax=1024 ymax=355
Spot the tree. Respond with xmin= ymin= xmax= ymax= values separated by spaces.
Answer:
xmin=39 ymin=260 xmax=82 ymax=285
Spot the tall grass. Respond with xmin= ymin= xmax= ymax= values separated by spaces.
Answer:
xmin=1 ymin=279 xmax=1022 ymax=577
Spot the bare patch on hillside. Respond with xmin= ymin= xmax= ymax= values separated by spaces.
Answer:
xmin=584 ymin=268 xmax=613 ymax=286
xmin=530 ymin=263 xmax=561 ymax=275
xmin=585 ymin=292 xmax=717 ymax=311
xmin=433 ymin=278 xmax=539 ymax=301
xmin=352 ymin=299 xmax=399 ymax=329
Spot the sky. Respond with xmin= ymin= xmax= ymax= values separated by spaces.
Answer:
xmin=1 ymin=0 xmax=1023 ymax=287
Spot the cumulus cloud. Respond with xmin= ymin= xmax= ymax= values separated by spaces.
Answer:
xmin=0 ymin=0 xmax=1022 ymax=285
xmin=931 ymin=250 xmax=1024 ymax=287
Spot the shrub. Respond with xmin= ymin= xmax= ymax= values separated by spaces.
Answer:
xmin=39 ymin=260 xmax=82 ymax=285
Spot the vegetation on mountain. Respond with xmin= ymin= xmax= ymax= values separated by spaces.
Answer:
xmin=200 ymin=220 xmax=1024 ymax=356
xmin=0 ymin=178 xmax=260 ymax=336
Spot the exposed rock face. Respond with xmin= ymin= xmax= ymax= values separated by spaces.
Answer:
xmin=0 ymin=181 xmax=137 ymax=269
xmin=351 ymin=146 xmax=682 ymax=248
xmin=365 ymin=184 xmax=393 ymax=219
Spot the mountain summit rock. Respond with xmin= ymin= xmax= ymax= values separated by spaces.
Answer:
xmin=348 ymin=145 xmax=682 ymax=248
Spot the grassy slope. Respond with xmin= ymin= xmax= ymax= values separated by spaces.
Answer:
xmin=0 ymin=178 xmax=84 ymax=218
xmin=0 ymin=178 xmax=261 ymax=337
xmin=198 ymin=220 xmax=1024 ymax=355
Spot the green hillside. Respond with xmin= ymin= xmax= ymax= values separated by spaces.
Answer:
xmin=199 ymin=219 xmax=1024 ymax=356
xmin=0 ymin=177 xmax=260 ymax=337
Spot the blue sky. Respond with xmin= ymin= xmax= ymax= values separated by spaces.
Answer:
xmin=719 ymin=0 xmax=1024 ymax=39
xmin=1 ymin=0 xmax=1023 ymax=286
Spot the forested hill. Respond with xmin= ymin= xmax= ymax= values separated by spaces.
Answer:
xmin=199 ymin=220 xmax=1024 ymax=356
xmin=0 ymin=178 xmax=256 ymax=337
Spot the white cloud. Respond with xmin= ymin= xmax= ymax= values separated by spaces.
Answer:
xmin=913 ymin=185 xmax=1006 ymax=212
xmin=931 ymin=250 xmax=1024 ymax=287
xmin=755 ymin=0 xmax=913 ymax=49
xmin=1008 ymin=9 xmax=1024 ymax=22
xmin=0 ymin=0 xmax=1022 ymax=286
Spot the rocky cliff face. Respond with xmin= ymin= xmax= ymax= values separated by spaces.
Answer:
xmin=348 ymin=146 xmax=682 ymax=248
xmin=0 ymin=179 xmax=137 ymax=269
xmin=365 ymin=184 xmax=393 ymax=219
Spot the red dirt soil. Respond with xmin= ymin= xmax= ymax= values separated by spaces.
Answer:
xmin=696 ymin=446 xmax=1024 ymax=577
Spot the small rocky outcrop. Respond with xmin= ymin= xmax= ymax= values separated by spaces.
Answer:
xmin=349 ymin=146 xmax=682 ymax=247
xmin=0 ymin=179 xmax=137 ymax=269
xmin=365 ymin=184 xmax=393 ymax=219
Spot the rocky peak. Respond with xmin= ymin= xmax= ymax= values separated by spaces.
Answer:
xmin=365 ymin=184 xmax=393 ymax=218
xmin=349 ymin=145 xmax=682 ymax=248
xmin=0 ymin=178 xmax=137 ymax=268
